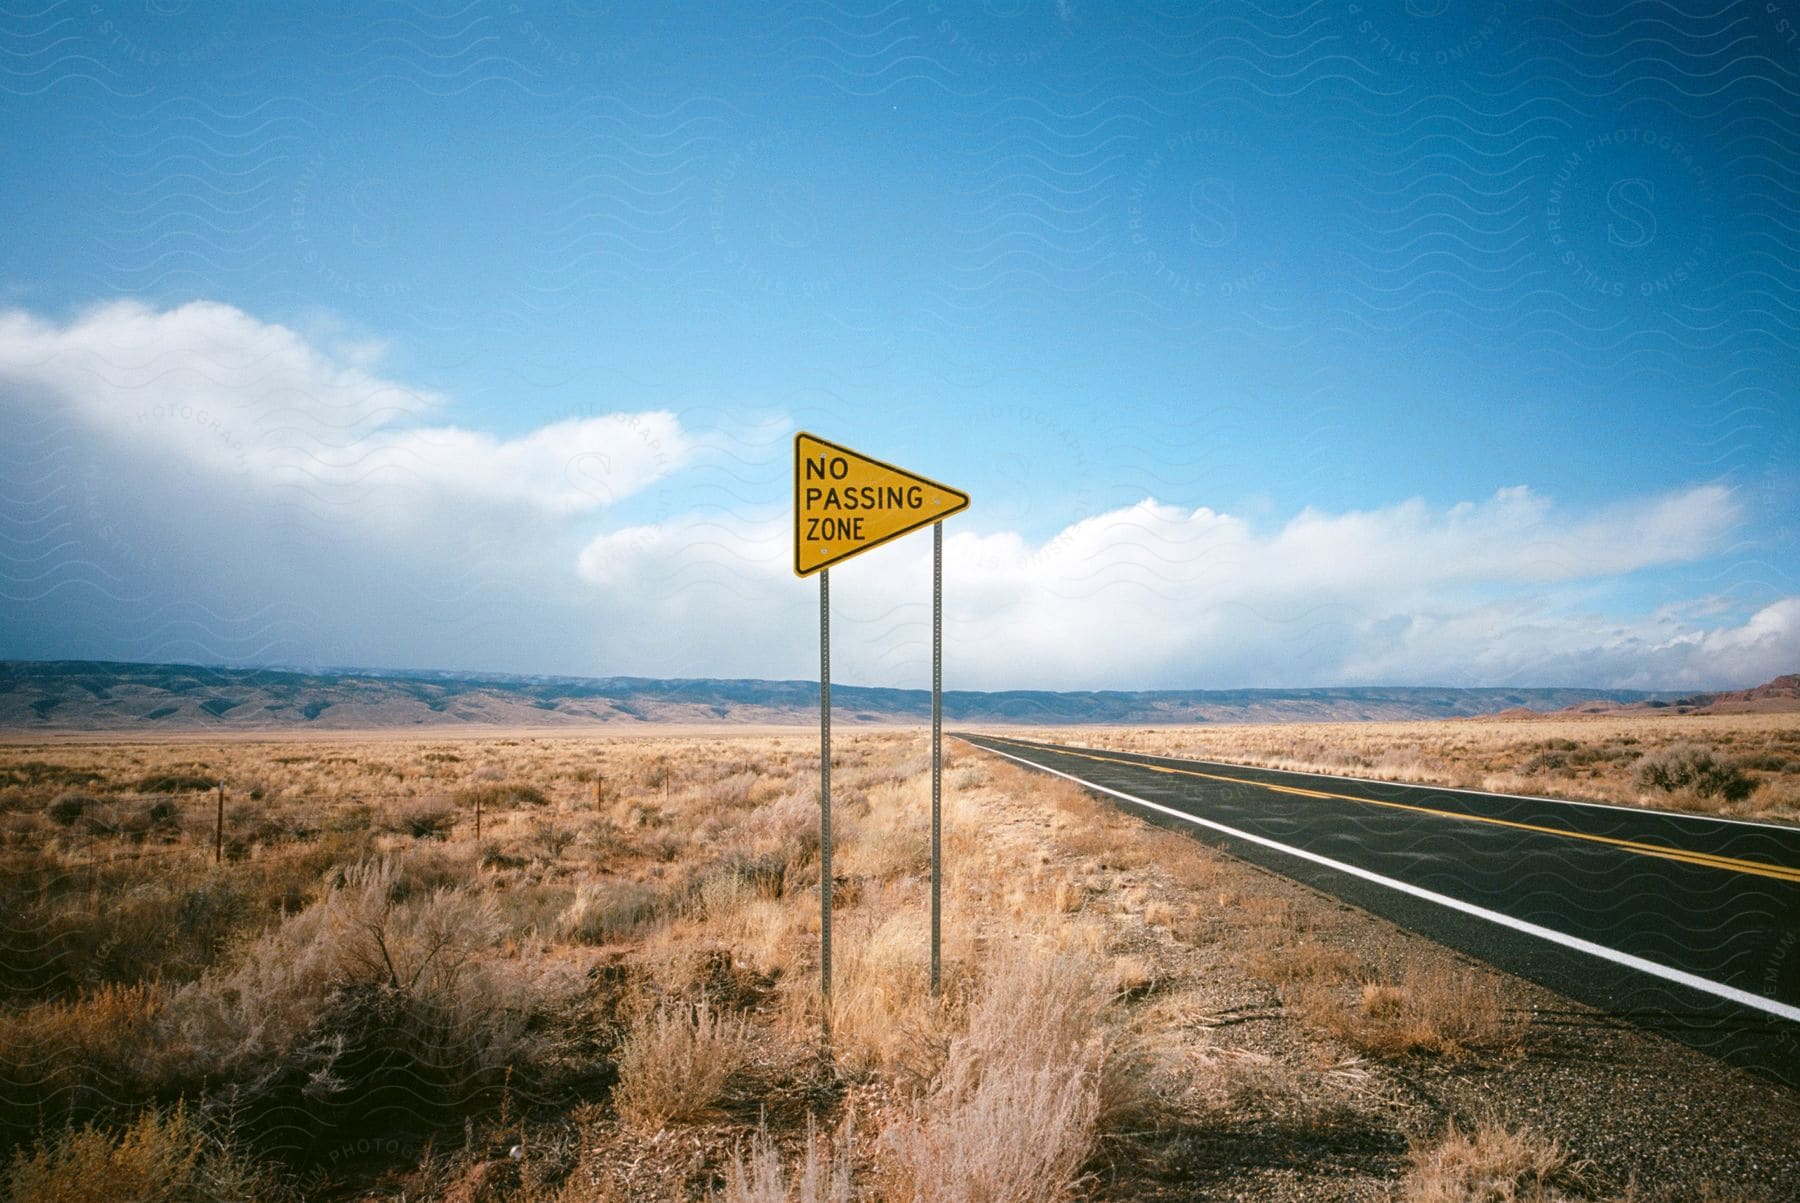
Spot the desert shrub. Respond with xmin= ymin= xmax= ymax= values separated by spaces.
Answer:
xmin=70 ymin=798 xmax=141 ymax=840
xmin=531 ymin=818 xmax=576 ymax=859
xmin=741 ymin=791 xmax=820 ymax=866
xmin=700 ymin=849 xmax=791 ymax=902
xmin=692 ymin=869 xmax=751 ymax=924
xmin=711 ymin=770 xmax=759 ymax=809
xmin=557 ymin=880 xmax=664 ymax=944
xmin=1635 ymin=745 xmax=1758 ymax=803
xmin=455 ymin=783 xmax=549 ymax=810
xmin=135 ymin=773 xmax=216 ymax=794
xmin=479 ymin=840 xmax=529 ymax=870
xmin=612 ymin=997 xmax=752 ymax=1131
xmin=325 ymin=803 xmax=373 ymax=833
xmin=720 ymin=1120 xmax=852 ymax=1203
xmin=172 ymin=880 xmax=254 ymax=958
xmin=1295 ymin=961 xmax=1521 ymax=1062
xmin=0 ymin=984 xmax=169 ymax=1153
xmin=575 ymin=816 xmax=627 ymax=853
xmin=846 ymin=821 xmax=930 ymax=881
xmin=383 ymin=800 xmax=455 ymax=840
xmin=338 ymin=845 xmax=468 ymax=900
xmin=2 ymin=1103 xmax=284 ymax=1203
xmin=825 ymin=914 xmax=934 ymax=1074
xmin=0 ymin=813 xmax=52 ymax=850
xmin=880 ymin=947 xmax=1110 ymax=1202
xmin=158 ymin=856 xmax=551 ymax=1148
xmin=0 ymin=763 xmax=106 ymax=792
xmin=47 ymin=794 xmax=91 ymax=826
xmin=0 ymin=869 xmax=254 ymax=1003
xmin=1400 ymin=1120 xmax=1580 ymax=1203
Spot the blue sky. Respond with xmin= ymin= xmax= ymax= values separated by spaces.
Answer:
xmin=2 ymin=2 xmax=1797 ymax=690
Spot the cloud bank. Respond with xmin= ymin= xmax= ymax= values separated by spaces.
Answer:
xmin=576 ymin=489 xmax=1789 ymax=690
xmin=0 ymin=301 xmax=688 ymax=519
xmin=1 ymin=300 xmax=1790 ymax=691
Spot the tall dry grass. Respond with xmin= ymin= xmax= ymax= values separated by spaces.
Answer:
xmin=717 ymin=1121 xmax=852 ymax=1203
xmin=877 ymin=944 xmax=1113 ymax=1202
xmin=4 ymin=1103 xmax=283 ymax=1203
xmin=1030 ymin=712 xmax=1800 ymax=821
xmin=1400 ymin=1121 xmax=1581 ymax=1203
xmin=0 ymin=731 xmax=833 ymax=1183
xmin=613 ymin=998 xmax=754 ymax=1132
xmin=0 ymin=726 xmax=1767 ymax=1200
xmin=1294 ymin=961 xmax=1523 ymax=1062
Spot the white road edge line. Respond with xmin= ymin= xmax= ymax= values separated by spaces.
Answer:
xmin=990 ymin=735 xmax=1799 ymax=833
xmin=975 ymin=741 xmax=1800 ymax=1026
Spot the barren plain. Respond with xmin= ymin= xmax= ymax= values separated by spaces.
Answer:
xmin=1 ymin=718 xmax=1796 ymax=1201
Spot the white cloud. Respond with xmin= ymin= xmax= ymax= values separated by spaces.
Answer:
xmin=0 ymin=298 xmax=1784 ymax=691
xmin=574 ymin=486 xmax=1785 ymax=690
xmin=374 ymin=414 xmax=688 ymax=516
xmin=0 ymin=300 xmax=690 ymax=518
xmin=0 ymin=300 xmax=704 ymax=673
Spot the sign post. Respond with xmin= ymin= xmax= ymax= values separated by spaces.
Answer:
xmin=819 ymin=565 xmax=831 ymax=1015
xmin=931 ymin=520 xmax=942 ymax=995
xmin=793 ymin=433 xmax=969 ymax=1022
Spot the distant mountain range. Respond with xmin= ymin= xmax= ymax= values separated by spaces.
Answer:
xmin=3 ymin=659 xmax=1777 ymax=732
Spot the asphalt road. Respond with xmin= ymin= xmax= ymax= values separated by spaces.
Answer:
xmin=959 ymin=733 xmax=1800 ymax=1089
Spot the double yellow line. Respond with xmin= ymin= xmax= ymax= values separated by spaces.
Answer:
xmin=982 ymin=737 xmax=1800 ymax=885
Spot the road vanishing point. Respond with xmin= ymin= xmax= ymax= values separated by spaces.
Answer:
xmin=960 ymin=733 xmax=1800 ymax=1089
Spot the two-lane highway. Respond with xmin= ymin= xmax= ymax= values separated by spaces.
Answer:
xmin=961 ymin=733 xmax=1800 ymax=1087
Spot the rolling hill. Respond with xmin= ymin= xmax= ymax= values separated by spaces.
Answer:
xmin=0 ymin=660 xmax=1724 ymax=732
xmin=1558 ymin=674 xmax=1800 ymax=716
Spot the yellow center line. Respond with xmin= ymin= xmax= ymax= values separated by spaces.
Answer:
xmin=981 ymin=737 xmax=1800 ymax=886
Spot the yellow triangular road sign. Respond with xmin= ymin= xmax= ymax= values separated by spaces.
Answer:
xmin=793 ymin=432 xmax=970 ymax=576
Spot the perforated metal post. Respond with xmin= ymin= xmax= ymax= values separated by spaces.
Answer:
xmin=820 ymin=568 xmax=833 ymax=1020
xmin=931 ymin=521 xmax=943 ymax=995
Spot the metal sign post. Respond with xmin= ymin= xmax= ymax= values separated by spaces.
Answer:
xmin=793 ymin=432 xmax=968 ymax=1029
xmin=931 ymin=520 xmax=943 ymax=995
xmin=819 ymin=566 xmax=832 ymax=1019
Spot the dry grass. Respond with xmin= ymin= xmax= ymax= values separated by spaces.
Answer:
xmin=0 ymin=727 xmax=1153 ymax=1197
xmin=1400 ymin=1121 xmax=1581 ymax=1203
xmin=557 ymin=878 xmax=665 ymax=944
xmin=878 ymin=945 xmax=1111 ymax=1203
xmin=1246 ymin=938 xmax=1364 ymax=988
xmin=817 ymin=909 xmax=940 ymax=1075
xmin=4 ymin=1103 xmax=281 ymax=1203
xmin=1294 ymin=961 xmax=1523 ymax=1063
xmin=1027 ymin=712 xmax=1800 ymax=822
xmin=0 ymin=727 xmax=1786 ymax=1200
xmin=613 ymin=998 xmax=754 ymax=1132
xmin=717 ymin=1121 xmax=852 ymax=1203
